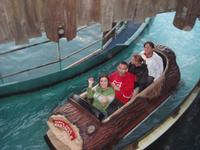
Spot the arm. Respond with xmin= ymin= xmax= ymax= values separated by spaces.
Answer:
xmin=153 ymin=53 xmax=164 ymax=80
xmin=87 ymin=87 xmax=94 ymax=99
xmin=138 ymin=68 xmax=149 ymax=91
xmin=87 ymin=77 xmax=95 ymax=99
xmin=139 ymin=66 xmax=149 ymax=84
xmin=120 ymin=74 xmax=136 ymax=99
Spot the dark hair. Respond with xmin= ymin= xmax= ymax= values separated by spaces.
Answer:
xmin=144 ymin=41 xmax=155 ymax=48
xmin=98 ymin=74 xmax=110 ymax=86
xmin=119 ymin=61 xmax=128 ymax=68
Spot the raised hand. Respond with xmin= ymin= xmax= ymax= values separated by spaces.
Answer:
xmin=88 ymin=77 xmax=95 ymax=88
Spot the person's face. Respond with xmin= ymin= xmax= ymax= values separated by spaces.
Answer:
xmin=117 ymin=63 xmax=128 ymax=76
xmin=99 ymin=77 xmax=109 ymax=89
xmin=132 ymin=57 xmax=140 ymax=67
xmin=144 ymin=43 xmax=153 ymax=56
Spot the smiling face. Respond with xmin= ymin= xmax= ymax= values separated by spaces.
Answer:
xmin=99 ymin=76 xmax=109 ymax=90
xmin=117 ymin=63 xmax=128 ymax=76
xmin=132 ymin=58 xmax=140 ymax=67
xmin=144 ymin=43 xmax=154 ymax=58
xmin=131 ymin=54 xmax=143 ymax=67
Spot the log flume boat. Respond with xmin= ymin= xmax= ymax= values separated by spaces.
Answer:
xmin=45 ymin=45 xmax=180 ymax=150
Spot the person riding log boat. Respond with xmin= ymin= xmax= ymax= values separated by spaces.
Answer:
xmin=45 ymin=45 xmax=180 ymax=150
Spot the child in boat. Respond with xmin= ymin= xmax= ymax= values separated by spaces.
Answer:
xmin=87 ymin=75 xmax=115 ymax=116
xmin=128 ymin=54 xmax=149 ymax=96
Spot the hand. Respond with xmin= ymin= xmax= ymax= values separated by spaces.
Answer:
xmin=88 ymin=77 xmax=94 ymax=88
xmin=111 ymin=82 xmax=120 ymax=91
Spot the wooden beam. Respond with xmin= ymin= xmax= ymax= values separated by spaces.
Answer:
xmin=173 ymin=0 xmax=200 ymax=31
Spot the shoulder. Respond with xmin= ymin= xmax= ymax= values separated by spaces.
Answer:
xmin=128 ymin=63 xmax=135 ymax=67
xmin=140 ymin=51 xmax=146 ymax=59
xmin=128 ymin=62 xmax=131 ymax=67
xmin=140 ymin=51 xmax=144 ymax=55
xmin=109 ymin=71 xmax=118 ymax=78
xmin=141 ymin=63 xmax=148 ymax=69
xmin=128 ymin=63 xmax=136 ymax=71
xmin=153 ymin=52 xmax=162 ymax=59
xmin=126 ymin=72 xmax=136 ymax=79
xmin=107 ymin=87 xmax=115 ymax=93
xmin=152 ymin=52 xmax=163 ymax=64
xmin=110 ymin=71 xmax=117 ymax=76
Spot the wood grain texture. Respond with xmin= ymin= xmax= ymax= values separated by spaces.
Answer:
xmin=47 ymin=46 xmax=180 ymax=150
xmin=173 ymin=0 xmax=200 ymax=31
xmin=0 ymin=0 xmax=199 ymax=44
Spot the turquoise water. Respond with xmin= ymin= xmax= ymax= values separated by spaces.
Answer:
xmin=0 ymin=12 xmax=200 ymax=150
xmin=0 ymin=24 xmax=102 ymax=84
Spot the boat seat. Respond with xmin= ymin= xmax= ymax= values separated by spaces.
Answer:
xmin=70 ymin=94 xmax=105 ymax=121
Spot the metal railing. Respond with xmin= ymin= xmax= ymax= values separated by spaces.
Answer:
xmin=0 ymin=22 xmax=124 ymax=83
xmin=0 ymin=39 xmax=101 ymax=79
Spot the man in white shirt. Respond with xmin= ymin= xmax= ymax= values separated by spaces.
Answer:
xmin=140 ymin=41 xmax=163 ymax=81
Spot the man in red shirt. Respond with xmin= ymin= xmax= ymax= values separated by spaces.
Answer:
xmin=107 ymin=61 xmax=136 ymax=114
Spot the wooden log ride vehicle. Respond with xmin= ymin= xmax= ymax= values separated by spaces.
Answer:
xmin=45 ymin=45 xmax=180 ymax=150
